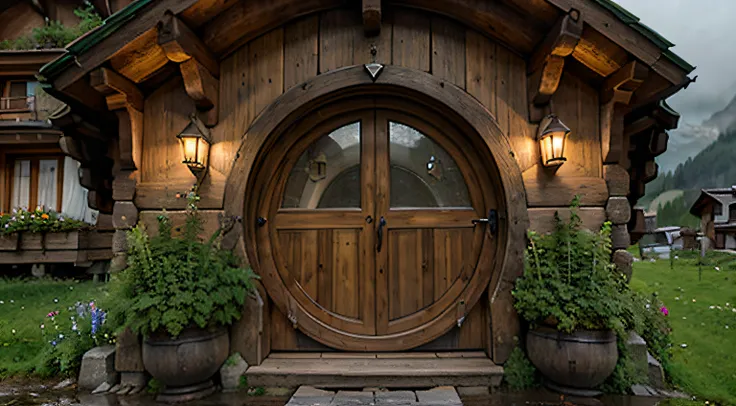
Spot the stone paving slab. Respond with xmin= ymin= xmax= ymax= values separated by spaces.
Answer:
xmin=415 ymin=387 xmax=462 ymax=406
xmin=286 ymin=386 xmax=336 ymax=406
xmin=375 ymin=390 xmax=416 ymax=405
xmin=332 ymin=391 xmax=375 ymax=405
xmin=286 ymin=386 xmax=464 ymax=406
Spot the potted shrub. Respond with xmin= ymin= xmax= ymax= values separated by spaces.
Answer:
xmin=110 ymin=192 xmax=257 ymax=401
xmin=513 ymin=197 xmax=632 ymax=395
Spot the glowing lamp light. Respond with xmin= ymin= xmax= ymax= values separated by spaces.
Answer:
xmin=177 ymin=114 xmax=211 ymax=178
xmin=538 ymin=114 xmax=570 ymax=167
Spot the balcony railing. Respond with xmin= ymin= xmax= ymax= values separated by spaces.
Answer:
xmin=0 ymin=96 xmax=47 ymax=121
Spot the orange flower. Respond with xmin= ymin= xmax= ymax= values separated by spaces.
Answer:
xmin=41 ymin=213 xmax=50 ymax=220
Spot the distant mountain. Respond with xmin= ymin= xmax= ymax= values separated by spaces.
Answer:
xmin=656 ymin=94 xmax=736 ymax=173
xmin=703 ymin=93 xmax=736 ymax=133
xmin=642 ymin=129 xmax=736 ymax=228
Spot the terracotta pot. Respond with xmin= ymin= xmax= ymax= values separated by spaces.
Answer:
xmin=526 ymin=326 xmax=618 ymax=391
xmin=142 ymin=326 xmax=229 ymax=400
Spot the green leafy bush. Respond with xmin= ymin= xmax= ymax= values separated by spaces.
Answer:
xmin=633 ymin=292 xmax=673 ymax=370
xmin=503 ymin=347 xmax=539 ymax=390
xmin=0 ymin=4 xmax=102 ymax=50
xmin=37 ymin=301 xmax=115 ymax=377
xmin=1 ymin=208 xmax=87 ymax=235
xmin=513 ymin=197 xmax=634 ymax=335
xmin=109 ymin=191 xmax=258 ymax=338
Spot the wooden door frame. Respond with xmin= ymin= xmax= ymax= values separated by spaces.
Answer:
xmin=223 ymin=65 xmax=529 ymax=364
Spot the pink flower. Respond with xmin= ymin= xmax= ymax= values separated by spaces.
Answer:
xmin=660 ymin=306 xmax=669 ymax=316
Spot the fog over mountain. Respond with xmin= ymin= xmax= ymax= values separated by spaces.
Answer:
xmin=613 ymin=0 xmax=736 ymax=173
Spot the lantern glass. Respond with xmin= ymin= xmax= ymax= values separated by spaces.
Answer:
xmin=538 ymin=115 xmax=570 ymax=167
xmin=177 ymin=133 xmax=210 ymax=172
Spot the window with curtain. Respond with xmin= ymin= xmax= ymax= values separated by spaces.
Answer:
xmin=7 ymin=156 xmax=63 ymax=211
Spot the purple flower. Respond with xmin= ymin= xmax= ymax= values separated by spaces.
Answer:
xmin=660 ymin=306 xmax=669 ymax=316
xmin=51 ymin=341 xmax=57 ymax=346
xmin=58 ymin=217 xmax=64 ymax=222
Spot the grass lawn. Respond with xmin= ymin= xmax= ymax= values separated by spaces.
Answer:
xmin=630 ymin=251 xmax=736 ymax=405
xmin=0 ymin=278 xmax=110 ymax=379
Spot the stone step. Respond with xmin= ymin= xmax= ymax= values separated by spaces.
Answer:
xmin=246 ymin=353 xmax=503 ymax=389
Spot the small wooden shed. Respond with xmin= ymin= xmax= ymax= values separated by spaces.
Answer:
xmin=38 ymin=0 xmax=693 ymax=384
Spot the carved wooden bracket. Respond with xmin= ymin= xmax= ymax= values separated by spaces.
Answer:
xmin=159 ymin=12 xmax=220 ymax=127
xmin=90 ymin=67 xmax=144 ymax=174
xmin=363 ymin=0 xmax=381 ymax=36
xmin=528 ymin=10 xmax=583 ymax=122
xmin=600 ymin=61 xmax=648 ymax=164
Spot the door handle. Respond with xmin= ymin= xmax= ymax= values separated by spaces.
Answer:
xmin=472 ymin=209 xmax=498 ymax=237
xmin=376 ymin=217 xmax=386 ymax=252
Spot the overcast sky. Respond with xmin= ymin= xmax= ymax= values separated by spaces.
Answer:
xmin=614 ymin=0 xmax=736 ymax=126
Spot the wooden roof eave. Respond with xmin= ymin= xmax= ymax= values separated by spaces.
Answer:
xmin=39 ymin=0 xmax=689 ymax=92
xmin=690 ymin=191 xmax=718 ymax=217
xmin=0 ymin=49 xmax=66 ymax=76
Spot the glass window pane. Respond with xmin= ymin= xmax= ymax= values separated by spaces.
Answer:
xmin=11 ymin=160 xmax=31 ymax=210
xmin=38 ymin=159 xmax=59 ymax=211
xmin=282 ymin=122 xmax=361 ymax=209
xmin=389 ymin=122 xmax=471 ymax=208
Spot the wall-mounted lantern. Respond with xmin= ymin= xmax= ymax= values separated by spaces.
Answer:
xmin=538 ymin=114 xmax=570 ymax=167
xmin=177 ymin=114 xmax=211 ymax=180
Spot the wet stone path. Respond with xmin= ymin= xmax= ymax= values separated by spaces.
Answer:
xmin=286 ymin=386 xmax=463 ymax=406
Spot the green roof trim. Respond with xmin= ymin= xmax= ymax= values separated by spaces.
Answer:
xmin=663 ymin=50 xmax=695 ymax=74
xmin=39 ymin=0 xmax=155 ymax=80
xmin=658 ymin=100 xmax=680 ymax=118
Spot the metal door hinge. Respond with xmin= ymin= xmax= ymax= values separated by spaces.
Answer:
xmin=288 ymin=297 xmax=298 ymax=329
xmin=456 ymin=300 xmax=466 ymax=328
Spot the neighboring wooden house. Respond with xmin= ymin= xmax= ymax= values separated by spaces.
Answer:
xmin=691 ymin=187 xmax=736 ymax=250
xmin=36 ymin=0 xmax=693 ymax=384
xmin=0 ymin=0 xmax=132 ymax=268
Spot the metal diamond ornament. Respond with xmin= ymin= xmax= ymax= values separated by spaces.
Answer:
xmin=364 ymin=63 xmax=384 ymax=82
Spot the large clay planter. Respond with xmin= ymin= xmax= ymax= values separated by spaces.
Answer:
xmin=526 ymin=326 xmax=618 ymax=395
xmin=143 ymin=326 xmax=229 ymax=402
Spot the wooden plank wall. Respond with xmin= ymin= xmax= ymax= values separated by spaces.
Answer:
xmin=138 ymin=6 xmax=604 ymax=223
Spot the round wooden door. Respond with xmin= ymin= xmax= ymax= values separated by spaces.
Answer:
xmin=255 ymin=99 xmax=500 ymax=351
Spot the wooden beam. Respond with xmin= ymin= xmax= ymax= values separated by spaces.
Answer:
xmin=600 ymin=61 xmax=648 ymax=164
xmin=114 ymin=108 xmax=144 ymax=173
xmin=109 ymin=28 xmax=170 ymax=84
xmin=180 ymin=58 xmax=219 ymax=126
xmin=546 ymin=0 xmax=659 ymax=66
xmin=203 ymin=0 xmax=547 ymax=57
xmin=528 ymin=10 xmax=582 ymax=75
xmin=527 ymin=11 xmax=582 ymax=121
xmin=642 ymin=160 xmax=658 ymax=183
xmin=572 ymin=26 xmax=628 ymax=77
xmin=602 ymin=61 xmax=649 ymax=105
xmin=179 ymin=0 xmax=240 ymax=29
xmin=51 ymin=0 xmax=199 ymax=91
xmin=624 ymin=116 xmax=656 ymax=138
xmin=363 ymin=0 xmax=381 ymax=36
xmin=89 ymin=67 xmax=144 ymax=111
xmin=158 ymin=12 xmax=220 ymax=78
xmin=600 ymin=101 xmax=627 ymax=164
xmin=649 ymin=131 xmax=668 ymax=156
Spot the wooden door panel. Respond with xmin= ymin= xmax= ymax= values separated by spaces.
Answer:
xmin=386 ymin=227 xmax=476 ymax=323
xmin=278 ymin=229 xmax=319 ymax=299
xmin=277 ymin=228 xmax=363 ymax=321
xmin=387 ymin=228 xmax=432 ymax=320
xmin=433 ymin=228 xmax=474 ymax=300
